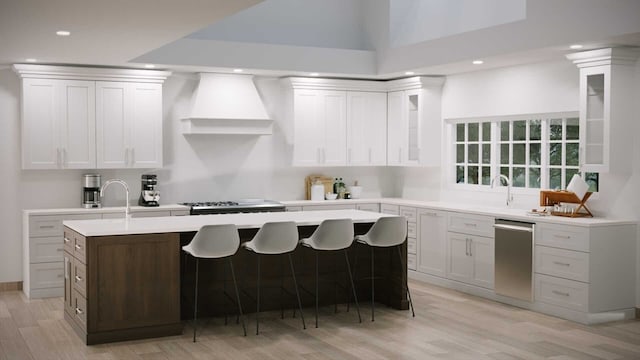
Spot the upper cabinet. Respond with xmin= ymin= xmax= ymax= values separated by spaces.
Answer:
xmin=387 ymin=77 xmax=445 ymax=167
xmin=346 ymin=91 xmax=387 ymax=166
xmin=14 ymin=65 xmax=170 ymax=170
xmin=566 ymin=48 xmax=640 ymax=174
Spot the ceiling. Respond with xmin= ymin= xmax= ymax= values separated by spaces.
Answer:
xmin=2 ymin=0 xmax=640 ymax=78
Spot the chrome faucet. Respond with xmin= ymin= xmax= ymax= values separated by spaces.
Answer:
xmin=100 ymin=179 xmax=131 ymax=219
xmin=490 ymin=174 xmax=513 ymax=206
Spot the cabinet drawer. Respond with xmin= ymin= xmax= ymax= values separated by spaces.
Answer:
xmin=72 ymin=290 xmax=87 ymax=331
xmin=170 ymin=209 xmax=190 ymax=216
xmin=536 ymin=223 xmax=589 ymax=252
xmin=399 ymin=207 xmax=416 ymax=222
xmin=535 ymin=246 xmax=589 ymax=283
xmin=380 ymin=204 xmax=399 ymax=215
xmin=356 ymin=203 xmax=380 ymax=212
xmin=407 ymin=222 xmax=416 ymax=238
xmin=73 ymin=259 xmax=87 ymax=297
xmin=302 ymin=204 xmax=356 ymax=211
xmin=30 ymin=214 xmax=100 ymax=237
xmin=103 ymin=210 xmax=171 ymax=219
xmin=286 ymin=206 xmax=303 ymax=212
xmin=535 ymin=274 xmax=588 ymax=312
xmin=74 ymin=234 xmax=86 ymax=264
xmin=407 ymin=238 xmax=417 ymax=255
xmin=63 ymin=228 xmax=74 ymax=254
xmin=30 ymin=262 xmax=64 ymax=289
xmin=407 ymin=254 xmax=417 ymax=271
xmin=448 ymin=213 xmax=494 ymax=238
xmin=30 ymin=236 xmax=64 ymax=263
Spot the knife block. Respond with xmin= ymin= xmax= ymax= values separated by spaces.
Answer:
xmin=539 ymin=190 xmax=593 ymax=218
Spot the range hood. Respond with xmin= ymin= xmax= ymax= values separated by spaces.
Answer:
xmin=181 ymin=73 xmax=273 ymax=135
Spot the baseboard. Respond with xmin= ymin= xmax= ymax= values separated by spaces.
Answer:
xmin=0 ymin=281 xmax=23 ymax=292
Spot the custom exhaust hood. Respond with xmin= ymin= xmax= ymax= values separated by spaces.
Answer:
xmin=181 ymin=73 xmax=273 ymax=135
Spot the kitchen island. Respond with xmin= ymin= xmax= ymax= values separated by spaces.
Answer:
xmin=62 ymin=210 xmax=408 ymax=344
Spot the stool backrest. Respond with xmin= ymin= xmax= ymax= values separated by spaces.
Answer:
xmin=185 ymin=224 xmax=240 ymax=259
xmin=365 ymin=216 xmax=408 ymax=247
xmin=309 ymin=218 xmax=354 ymax=251
xmin=249 ymin=221 xmax=299 ymax=254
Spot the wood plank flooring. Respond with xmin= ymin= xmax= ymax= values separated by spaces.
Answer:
xmin=1 ymin=279 xmax=639 ymax=359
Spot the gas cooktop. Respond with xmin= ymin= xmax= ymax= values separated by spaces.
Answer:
xmin=179 ymin=199 xmax=285 ymax=215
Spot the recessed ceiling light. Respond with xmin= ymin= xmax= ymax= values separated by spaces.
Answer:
xmin=570 ymin=44 xmax=583 ymax=49
xmin=144 ymin=64 xmax=155 ymax=69
xmin=309 ymin=72 xmax=320 ymax=76
xmin=25 ymin=58 xmax=37 ymax=63
xmin=233 ymin=68 xmax=243 ymax=73
xmin=472 ymin=60 xmax=484 ymax=65
xmin=405 ymin=71 xmax=415 ymax=75
xmin=56 ymin=30 xmax=71 ymax=36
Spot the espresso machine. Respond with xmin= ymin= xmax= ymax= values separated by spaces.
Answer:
xmin=82 ymin=174 xmax=102 ymax=208
xmin=138 ymin=174 xmax=160 ymax=207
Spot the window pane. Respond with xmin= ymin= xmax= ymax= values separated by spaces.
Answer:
xmin=456 ymin=123 xmax=465 ymax=142
xmin=500 ymin=167 xmax=509 ymax=178
xmin=550 ymin=119 xmax=563 ymax=140
xmin=456 ymin=144 xmax=465 ymax=163
xmin=549 ymin=143 xmax=562 ymax=165
xmin=529 ymin=119 xmax=541 ymax=140
xmin=566 ymin=168 xmax=579 ymax=188
xmin=513 ymin=120 xmax=526 ymax=141
xmin=482 ymin=122 xmax=491 ymax=141
xmin=500 ymin=144 xmax=509 ymax=164
xmin=529 ymin=167 xmax=541 ymax=188
xmin=482 ymin=144 xmax=491 ymax=164
xmin=566 ymin=143 xmax=579 ymax=166
xmin=566 ymin=118 xmax=579 ymax=140
xmin=549 ymin=168 xmax=561 ymax=190
xmin=468 ymin=144 xmax=478 ymax=163
xmin=468 ymin=166 xmax=479 ymax=184
xmin=500 ymin=121 xmax=510 ymax=141
xmin=513 ymin=167 xmax=525 ymax=187
xmin=585 ymin=172 xmax=599 ymax=192
xmin=513 ymin=144 xmax=526 ymax=165
xmin=481 ymin=166 xmax=491 ymax=185
xmin=456 ymin=166 xmax=464 ymax=184
xmin=530 ymin=143 xmax=541 ymax=165
xmin=468 ymin=123 xmax=479 ymax=142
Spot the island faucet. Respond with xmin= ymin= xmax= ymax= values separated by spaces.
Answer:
xmin=490 ymin=174 xmax=513 ymax=206
xmin=100 ymin=179 xmax=131 ymax=219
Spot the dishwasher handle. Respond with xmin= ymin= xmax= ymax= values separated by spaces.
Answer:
xmin=493 ymin=223 xmax=534 ymax=233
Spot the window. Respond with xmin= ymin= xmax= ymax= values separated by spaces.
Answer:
xmin=452 ymin=113 xmax=598 ymax=191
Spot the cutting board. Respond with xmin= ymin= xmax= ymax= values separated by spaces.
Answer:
xmin=305 ymin=175 xmax=334 ymax=200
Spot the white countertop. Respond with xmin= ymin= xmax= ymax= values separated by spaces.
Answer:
xmin=24 ymin=204 xmax=189 ymax=216
xmin=64 ymin=209 xmax=391 ymax=237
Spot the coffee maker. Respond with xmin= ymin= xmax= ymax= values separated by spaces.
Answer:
xmin=138 ymin=174 xmax=160 ymax=207
xmin=82 ymin=174 xmax=101 ymax=208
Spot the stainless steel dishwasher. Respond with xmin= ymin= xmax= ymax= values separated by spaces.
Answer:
xmin=494 ymin=219 xmax=534 ymax=301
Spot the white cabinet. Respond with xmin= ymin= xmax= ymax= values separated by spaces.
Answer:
xmin=356 ymin=203 xmax=380 ymax=212
xmin=20 ymin=78 xmax=96 ymax=169
xmin=346 ymin=92 xmax=387 ymax=165
xmin=96 ymin=82 xmax=163 ymax=168
xmin=445 ymin=213 xmax=494 ymax=289
xmin=566 ymin=48 xmax=639 ymax=174
xmin=399 ymin=207 xmax=417 ymax=270
xmin=292 ymin=89 xmax=347 ymax=166
xmin=416 ymin=209 xmax=447 ymax=277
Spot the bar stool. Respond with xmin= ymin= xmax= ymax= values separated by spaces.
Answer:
xmin=354 ymin=216 xmax=415 ymax=321
xmin=241 ymin=221 xmax=306 ymax=335
xmin=182 ymin=224 xmax=247 ymax=341
xmin=299 ymin=218 xmax=362 ymax=328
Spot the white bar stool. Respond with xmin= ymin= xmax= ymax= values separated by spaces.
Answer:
xmin=299 ymin=218 xmax=362 ymax=328
xmin=182 ymin=224 xmax=247 ymax=341
xmin=241 ymin=221 xmax=306 ymax=335
xmin=354 ymin=216 xmax=415 ymax=321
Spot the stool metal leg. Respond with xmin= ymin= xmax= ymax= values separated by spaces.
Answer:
xmin=397 ymin=245 xmax=415 ymax=317
xmin=315 ymin=251 xmax=319 ymax=328
xmin=344 ymin=250 xmax=362 ymax=323
xmin=288 ymin=253 xmax=306 ymax=329
xmin=347 ymin=244 xmax=359 ymax=313
xmin=229 ymin=258 xmax=247 ymax=336
xmin=192 ymin=258 xmax=199 ymax=342
xmin=256 ymin=255 xmax=261 ymax=335
xmin=371 ymin=247 xmax=375 ymax=322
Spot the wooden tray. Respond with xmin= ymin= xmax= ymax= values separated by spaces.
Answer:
xmin=539 ymin=190 xmax=593 ymax=218
xmin=305 ymin=175 xmax=334 ymax=200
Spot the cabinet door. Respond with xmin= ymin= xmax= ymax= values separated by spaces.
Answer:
xmin=21 ymin=78 xmax=59 ymax=169
xmin=96 ymin=81 xmax=128 ymax=168
xmin=129 ymin=83 xmax=162 ymax=168
xmin=293 ymin=89 xmax=322 ymax=166
xmin=579 ymin=65 xmax=608 ymax=173
xmin=60 ymin=80 xmax=96 ymax=169
xmin=470 ymin=235 xmax=494 ymax=289
xmin=386 ymin=91 xmax=405 ymax=166
xmin=320 ymin=91 xmax=347 ymax=166
xmin=446 ymin=232 xmax=473 ymax=283
xmin=347 ymin=92 xmax=387 ymax=166
xmin=417 ymin=209 xmax=447 ymax=277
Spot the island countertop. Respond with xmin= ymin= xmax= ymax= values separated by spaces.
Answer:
xmin=63 ymin=209 xmax=392 ymax=237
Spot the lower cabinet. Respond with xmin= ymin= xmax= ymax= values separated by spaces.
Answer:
xmin=446 ymin=232 xmax=494 ymax=289
xmin=416 ymin=209 xmax=447 ymax=277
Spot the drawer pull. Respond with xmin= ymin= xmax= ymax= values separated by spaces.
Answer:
xmin=75 ymin=275 xmax=83 ymax=282
xmin=553 ymin=261 xmax=571 ymax=266
xmin=75 ymin=308 xmax=84 ymax=315
xmin=39 ymin=225 xmax=55 ymax=229
xmin=75 ymin=244 xmax=82 ymax=250
xmin=64 ymin=237 xmax=70 ymax=243
xmin=56 ymin=248 xmax=64 ymax=252
xmin=553 ymin=234 xmax=571 ymax=239
xmin=57 ymin=274 xmax=63 ymax=278
xmin=552 ymin=290 xmax=570 ymax=297
xmin=464 ymin=223 xmax=477 ymax=227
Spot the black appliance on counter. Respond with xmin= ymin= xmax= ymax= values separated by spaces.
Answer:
xmin=179 ymin=199 xmax=285 ymax=215
xmin=138 ymin=174 xmax=160 ymax=207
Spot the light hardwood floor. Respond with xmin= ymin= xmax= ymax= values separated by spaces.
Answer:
xmin=1 ymin=280 xmax=639 ymax=359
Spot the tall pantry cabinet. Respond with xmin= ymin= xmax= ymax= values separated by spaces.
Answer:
xmin=13 ymin=65 xmax=170 ymax=170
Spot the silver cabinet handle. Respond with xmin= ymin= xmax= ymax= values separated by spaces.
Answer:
xmin=493 ymin=224 xmax=533 ymax=232
xmin=552 ymin=290 xmax=570 ymax=297
xmin=56 ymin=248 xmax=63 ymax=252
xmin=468 ymin=239 xmax=472 ymax=256
xmin=75 ymin=308 xmax=84 ymax=315
xmin=40 ymin=225 xmax=55 ymax=229
xmin=75 ymin=275 xmax=83 ymax=282
xmin=464 ymin=223 xmax=477 ymax=227
xmin=64 ymin=257 xmax=70 ymax=280
xmin=75 ymin=244 xmax=81 ymax=250
xmin=64 ymin=237 xmax=70 ymax=243
xmin=553 ymin=261 xmax=571 ymax=267
xmin=553 ymin=234 xmax=571 ymax=239
xmin=465 ymin=238 xmax=469 ymax=256
xmin=57 ymin=273 xmax=63 ymax=278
